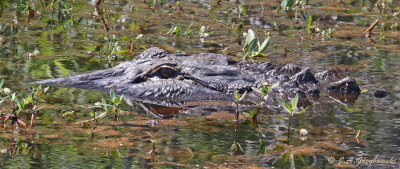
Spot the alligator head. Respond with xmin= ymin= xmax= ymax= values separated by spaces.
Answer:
xmin=32 ymin=47 xmax=361 ymax=107
xmin=32 ymin=47 xmax=258 ymax=102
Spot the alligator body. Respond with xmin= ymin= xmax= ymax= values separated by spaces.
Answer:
xmin=32 ymin=47 xmax=360 ymax=109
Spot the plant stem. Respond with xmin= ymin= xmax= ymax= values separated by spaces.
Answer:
xmin=252 ymin=94 xmax=264 ymax=123
xmin=287 ymin=116 xmax=291 ymax=145
xmin=235 ymin=101 xmax=239 ymax=121
xmin=29 ymin=113 xmax=34 ymax=129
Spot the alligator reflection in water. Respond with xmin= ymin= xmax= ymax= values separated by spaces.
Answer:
xmin=32 ymin=47 xmax=361 ymax=117
xmin=127 ymin=98 xmax=247 ymax=119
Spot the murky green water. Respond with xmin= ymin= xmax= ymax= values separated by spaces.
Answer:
xmin=0 ymin=0 xmax=399 ymax=168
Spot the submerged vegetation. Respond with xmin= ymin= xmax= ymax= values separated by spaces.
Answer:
xmin=0 ymin=78 xmax=49 ymax=129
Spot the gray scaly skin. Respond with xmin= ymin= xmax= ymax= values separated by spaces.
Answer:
xmin=31 ymin=47 xmax=361 ymax=107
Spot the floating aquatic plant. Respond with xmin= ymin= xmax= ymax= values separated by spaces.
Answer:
xmin=0 ymin=78 xmax=49 ymax=129
xmin=233 ymin=89 xmax=247 ymax=122
xmin=247 ymin=82 xmax=279 ymax=122
xmin=243 ymin=29 xmax=271 ymax=59
xmin=278 ymin=93 xmax=309 ymax=138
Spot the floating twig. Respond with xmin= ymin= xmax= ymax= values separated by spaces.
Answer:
xmin=129 ymin=41 xmax=134 ymax=54
xmin=355 ymin=130 xmax=361 ymax=138
xmin=363 ymin=19 xmax=379 ymax=34
xmin=355 ymin=130 xmax=361 ymax=144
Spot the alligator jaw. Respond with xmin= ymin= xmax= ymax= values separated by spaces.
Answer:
xmin=30 ymin=68 xmax=120 ymax=91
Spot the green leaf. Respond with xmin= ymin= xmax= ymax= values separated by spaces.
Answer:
xmin=257 ymin=141 xmax=266 ymax=155
xmin=239 ymin=5 xmax=246 ymax=14
xmin=291 ymin=93 xmax=299 ymax=111
xmin=136 ymin=34 xmax=143 ymax=39
xmin=167 ymin=26 xmax=174 ymax=34
xmin=296 ymin=106 xmax=309 ymax=115
xmin=235 ymin=24 xmax=242 ymax=36
xmin=278 ymin=99 xmax=291 ymax=114
xmin=276 ymin=115 xmax=288 ymax=120
xmin=0 ymin=78 xmax=3 ymax=89
xmin=233 ymin=89 xmax=239 ymax=101
xmin=361 ymin=89 xmax=368 ymax=93
xmin=233 ymin=141 xmax=238 ymax=151
xmin=281 ymin=0 xmax=288 ymax=10
xmin=54 ymin=60 xmax=70 ymax=77
xmin=0 ymin=0 xmax=7 ymax=10
xmin=116 ymin=50 xmax=129 ymax=54
xmin=175 ymin=24 xmax=181 ymax=36
xmin=101 ymin=98 xmax=108 ymax=111
xmin=110 ymin=90 xmax=116 ymax=102
xmin=113 ymin=97 xmax=121 ymax=105
xmin=244 ymin=39 xmax=257 ymax=59
xmin=11 ymin=93 xmax=16 ymax=101
xmin=289 ymin=153 xmax=295 ymax=167
xmin=285 ymin=102 xmax=293 ymax=116
xmin=282 ymin=153 xmax=289 ymax=164
xmin=41 ymin=16 xmax=50 ymax=23
xmin=257 ymin=53 xmax=268 ymax=57
xmin=251 ymin=87 xmax=262 ymax=94
xmin=17 ymin=45 xmax=25 ymax=58
xmin=261 ymin=86 xmax=269 ymax=95
xmin=244 ymin=29 xmax=256 ymax=49
xmin=117 ymin=109 xmax=123 ymax=115
xmin=118 ymin=95 xmax=124 ymax=105
xmin=239 ymin=91 xmax=247 ymax=101
xmin=231 ymin=140 xmax=243 ymax=153
xmin=82 ymin=45 xmax=96 ymax=51
xmin=269 ymin=82 xmax=280 ymax=90
xmin=262 ymin=95 xmax=268 ymax=101
xmin=281 ymin=0 xmax=294 ymax=10
xmin=90 ymin=112 xmax=95 ymax=117
xmin=15 ymin=98 xmax=21 ymax=109
xmin=250 ymin=109 xmax=257 ymax=117
xmin=97 ymin=112 xmax=107 ymax=119
xmin=297 ymin=154 xmax=307 ymax=165
xmin=44 ymin=86 xmax=50 ymax=93
xmin=242 ymin=112 xmax=250 ymax=118
xmin=183 ymin=30 xmax=193 ymax=36
xmin=24 ymin=95 xmax=32 ymax=105
xmin=258 ymin=36 xmax=271 ymax=54
xmin=21 ymin=90 xmax=26 ymax=98
xmin=307 ymin=15 xmax=313 ymax=34
xmin=287 ymin=0 xmax=294 ymax=8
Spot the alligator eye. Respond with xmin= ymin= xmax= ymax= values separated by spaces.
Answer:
xmin=159 ymin=67 xmax=176 ymax=78
xmin=149 ymin=65 xmax=179 ymax=79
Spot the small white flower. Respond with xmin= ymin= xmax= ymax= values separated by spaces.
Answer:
xmin=94 ymin=102 xmax=102 ymax=107
xmin=299 ymin=128 xmax=308 ymax=136
xmin=2 ymin=88 xmax=11 ymax=95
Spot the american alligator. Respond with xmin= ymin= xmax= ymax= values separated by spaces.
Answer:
xmin=32 ymin=47 xmax=361 ymax=110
